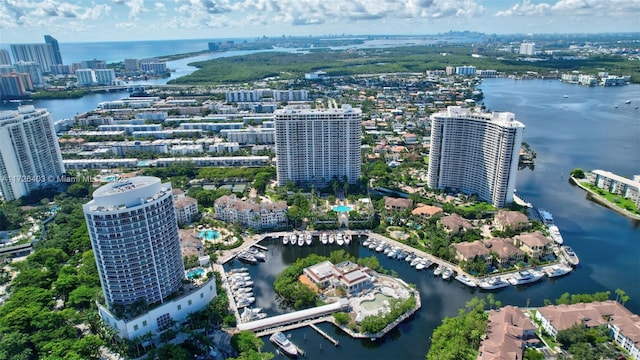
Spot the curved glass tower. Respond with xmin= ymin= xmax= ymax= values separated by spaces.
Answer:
xmin=83 ymin=176 xmax=185 ymax=309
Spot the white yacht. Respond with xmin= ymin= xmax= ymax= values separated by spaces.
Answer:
xmin=545 ymin=264 xmax=572 ymax=278
xmin=442 ymin=268 xmax=454 ymax=280
xmin=455 ymin=274 xmax=477 ymax=288
xmin=305 ymin=232 xmax=312 ymax=246
xmin=478 ymin=276 xmax=510 ymax=290
xmin=434 ymin=265 xmax=444 ymax=276
xmin=562 ymin=246 xmax=580 ymax=266
xmin=321 ymin=233 xmax=328 ymax=245
xmin=507 ymin=270 xmax=544 ymax=286
xmin=548 ymin=225 xmax=564 ymax=244
xmin=282 ymin=234 xmax=289 ymax=245
xmin=336 ymin=233 xmax=344 ymax=246
xmin=269 ymin=332 xmax=298 ymax=357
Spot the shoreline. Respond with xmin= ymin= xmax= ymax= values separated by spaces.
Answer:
xmin=569 ymin=176 xmax=640 ymax=221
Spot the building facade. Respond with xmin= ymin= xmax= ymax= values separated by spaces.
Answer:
xmin=214 ymin=194 xmax=287 ymax=229
xmin=10 ymin=43 xmax=58 ymax=72
xmin=427 ymin=106 xmax=524 ymax=208
xmin=274 ymin=104 xmax=362 ymax=187
xmin=0 ymin=106 xmax=65 ymax=201
xmin=83 ymin=177 xmax=185 ymax=309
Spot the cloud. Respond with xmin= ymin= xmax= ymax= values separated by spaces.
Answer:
xmin=154 ymin=2 xmax=165 ymax=10
xmin=496 ymin=0 xmax=640 ymax=17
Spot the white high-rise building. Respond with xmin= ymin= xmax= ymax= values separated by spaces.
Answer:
xmin=85 ymin=176 xmax=218 ymax=340
xmin=83 ymin=176 xmax=185 ymax=309
xmin=94 ymin=69 xmax=115 ymax=85
xmin=0 ymin=106 xmax=65 ymax=201
xmin=274 ymin=104 xmax=362 ymax=187
xmin=427 ymin=106 xmax=525 ymax=208
xmin=520 ymin=42 xmax=536 ymax=56
xmin=75 ymin=69 xmax=95 ymax=86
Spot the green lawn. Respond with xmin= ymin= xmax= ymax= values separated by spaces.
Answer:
xmin=584 ymin=183 xmax=640 ymax=215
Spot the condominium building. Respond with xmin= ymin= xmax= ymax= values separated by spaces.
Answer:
xmin=13 ymin=61 xmax=44 ymax=86
xmin=75 ymin=69 xmax=96 ymax=86
xmin=0 ymin=73 xmax=34 ymax=97
xmin=10 ymin=42 xmax=59 ymax=72
xmin=0 ymin=106 xmax=65 ymax=201
xmin=44 ymin=35 xmax=63 ymax=65
xmin=427 ymin=106 xmax=525 ymax=208
xmin=95 ymin=69 xmax=116 ymax=85
xmin=274 ymin=104 xmax=362 ymax=187
xmin=0 ymin=49 xmax=11 ymax=65
xmin=520 ymin=42 xmax=536 ymax=56
xmin=214 ymin=194 xmax=287 ymax=229
xmin=83 ymin=176 xmax=185 ymax=309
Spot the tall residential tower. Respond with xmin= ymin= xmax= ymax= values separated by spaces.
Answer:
xmin=83 ymin=177 xmax=185 ymax=309
xmin=84 ymin=176 xmax=217 ymax=339
xmin=0 ymin=105 xmax=65 ymax=201
xmin=274 ymin=104 xmax=362 ymax=187
xmin=427 ymin=106 xmax=525 ymax=208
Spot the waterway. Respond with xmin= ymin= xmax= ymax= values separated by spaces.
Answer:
xmin=222 ymin=79 xmax=640 ymax=359
xmin=1 ymin=69 xmax=638 ymax=358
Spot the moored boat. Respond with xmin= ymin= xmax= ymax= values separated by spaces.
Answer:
xmin=478 ymin=276 xmax=509 ymax=290
xmin=545 ymin=264 xmax=572 ymax=278
xmin=507 ymin=270 xmax=544 ymax=286
xmin=321 ymin=233 xmax=328 ymax=245
xmin=329 ymin=234 xmax=336 ymax=244
xmin=228 ymin=267 xmax=248 ymax=274
xmin=434 ymin=265 xmax=444 ymax=276
xmin=442 ymin=268 xmax=454 ymax=280
xmin=297 ymin=234 xmax=305 ymax=247
xmin=537 ymin=208 xmax=554 ymax=225
xmin=305 ymin=232 xmax=312 ymax=246
xmin=362 ymin=238 xmax=370 ymax=247
xmin=415 ymin=260 xmax=427 ymax=270
xmin=455 ymin=274 xmax=477 ymax=288
xmin=282 ymin=234 xmax=289 ymax=245
xmin=548 ymin=225 xmax=564 ymax=244
xmin=344 ymin=234 xmax=351 ymax=245
xmin=269 ymin=332 xmax=298 ymax=357
xmin=336 ymin=233 xmax=344 ymax=246
xmin=236 ymin=252 xmax=257 ymax=264
xmin=562 ymin=246 xmax=580 ymax=266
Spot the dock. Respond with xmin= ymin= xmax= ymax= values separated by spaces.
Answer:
xmin=309 ymin=323 xmax=339 ymax=346
xmin=252 ymin=243 xmax=268 ymax=252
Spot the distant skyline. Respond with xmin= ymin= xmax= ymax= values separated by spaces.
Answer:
xmin=0 ymin=0 xmax=639 ymax=44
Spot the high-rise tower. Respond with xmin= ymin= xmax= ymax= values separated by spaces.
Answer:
xmin=83 ymin=177 xmax=185 ymax=309
xmin=274 ymin=104 xmax=362 ymax=187
xmin=0 ymin=105 xmax=65 ymax=201
xmin=44 ymin=35 xmax=63 ymax=65
xmin=427 ymin=106 xmax=525 ymax=208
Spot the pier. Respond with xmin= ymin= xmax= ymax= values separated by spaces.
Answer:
xmin=252 ymin=243 xmax=269 ymax=252
xmin=309 ymin=323 xmax=339 ymax=346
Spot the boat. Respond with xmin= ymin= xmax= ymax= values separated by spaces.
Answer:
xmin=235 ymin=287 xmax=253 ymax=293
xmin=321 ymin=233 xmax=329 ymax=245
xmin=396 ymin=251 xmax=408 ymax=260
xmin=246 ymin=247 xmax=266 ymax=261
xmin=368 ymin=240 xmax=378 ymax=249
xmin=563 ymin=94 xmax=568 ymax=98
xmin=455 ymin=274 xmax=477 ymax=288
xmin=297 ymin=234 xmax=305 ymax=247
xmin=235 ymin=292 xmax=254 ymax=301
xmin=228 ymin=267 xmax=248 ymax=274
xmin=625 ymin=99 xmax=631 ymax=104
xmin=562 ymin=246 xmax=580 ymax=266
xmin=362 ymin=238 xmax=370 ymax=247
xmin=231 ymin=280 xmax=253 ymax=289
xmin=410 ymin=257 xmax=422 ymax=267
xmin=442 ymin=268 xmax=454 ymax=280
xmin=537 ymin=208 xmax=554 ymax=225
xmin=269 ymin=332 xmax=298 ymax=357
xmin=478 ymin=276 xmax=510 ymax=290
xmin=240 ymin=307 xmax=266 ymax=322
xmin=230 ymin=275 xmax=251 ymax=282
xmin=507 ymin=270 xmax=544 ymax=286
xmin=548 ymin=225 xmax=564 ymax=244
xmin=383 ymin=246 xmax=393 ymax=255
xmin=375 ymin=243 xmax=386 ymax=252
xmin=405 ymin=253 xmax=416 ymax=263
xmin=415 ymin=260 xmax=427 ymax=270
xmin=282 ymin=234 xmax=289 ymax=245
xmin=236 ymin=252 xmax=257 ymax=264
xmin=236 ymin=297 xmax=256 ymax=307
xmin=434 ymin=265 xmax=444 ymax=276
xmin=329 ymin=234 xmax=336 ymax=244
xmin=545 ymin=264 xmax=572 ymax=278
xmin=344 ymin=234 xmax=351 ymax=245
xmin=305 ymin=233 xmax=312 ymax=246
xmin=336 ymin=233 xmax=344 ymax=246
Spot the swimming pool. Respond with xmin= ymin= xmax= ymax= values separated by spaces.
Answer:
xmin=186 ymin=268 xmax=205 ymax=279
xmin=199 ymin=230 xmax=221 ymax=240
xmin=332 ymin=205 xmax=353 ymax=213
xmin=361 ymin=293 xmax=394 ymax=311
xmin=104 ymin=175 xmax=118 ymax=182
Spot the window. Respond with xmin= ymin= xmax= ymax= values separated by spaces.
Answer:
xmin=188 ymin=300 xmax=192 ymax=306
xmin=142 ymin=320 xmax=147 ymax=327
xmin=177 ymin=304 xmax=182 ymax=311
xmin=133 ymin=324 xmax=139 ymax=331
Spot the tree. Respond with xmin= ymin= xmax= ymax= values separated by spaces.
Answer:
xmin=570 ymin=168 xmax=586 ymax=179
xmin=231 ymin=331 xmax=265 ymax=354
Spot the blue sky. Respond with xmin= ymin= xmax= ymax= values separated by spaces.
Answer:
xmin=0 ymin=0 xmax=639 ymax=43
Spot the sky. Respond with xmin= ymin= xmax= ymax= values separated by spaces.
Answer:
xmin=0 ymin=0 xmax=639 ymax=44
